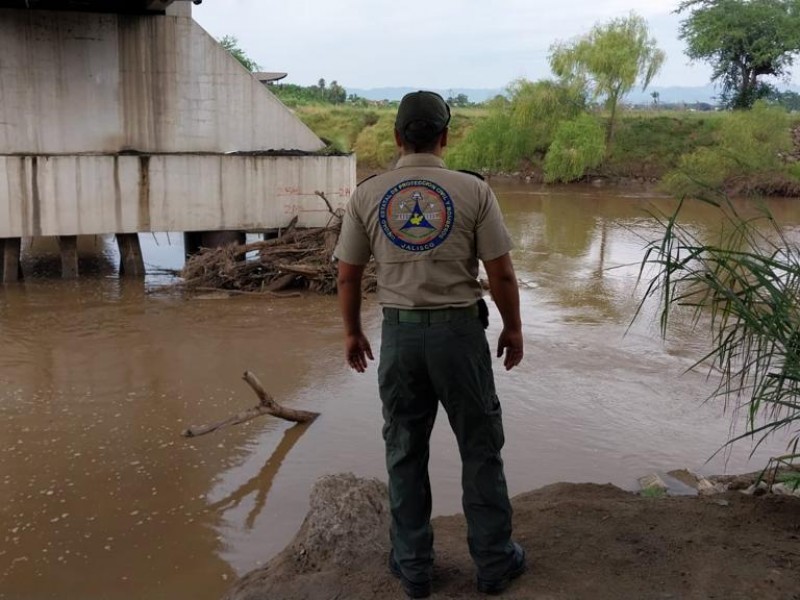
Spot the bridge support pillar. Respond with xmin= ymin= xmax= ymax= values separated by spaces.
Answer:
xmin=58 ymin=236 xmax=79 ymax=279
xmin=1 ymin=238 xmax=23 ymax=283
xmin=116 ymin=234 xmax=145 ymax=277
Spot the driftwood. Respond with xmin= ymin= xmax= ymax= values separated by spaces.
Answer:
xmin=180 ymin=192 xmax=376 ymax=295
xmin=181 ymin=371 xmax=319 ymax=438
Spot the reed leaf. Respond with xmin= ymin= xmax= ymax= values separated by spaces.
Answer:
xmin=636 ymin=192 xmax=800 ymax=471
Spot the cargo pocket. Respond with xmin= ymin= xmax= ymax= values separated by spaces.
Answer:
xmin=485 ymin=394 xmax=505 ymax=454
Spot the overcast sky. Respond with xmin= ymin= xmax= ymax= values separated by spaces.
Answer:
xmin=192 ymin=1 xmax=752 ymax=91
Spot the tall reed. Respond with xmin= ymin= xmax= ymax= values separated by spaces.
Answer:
xmin=637 ymin=190 xmax=800 ymax=486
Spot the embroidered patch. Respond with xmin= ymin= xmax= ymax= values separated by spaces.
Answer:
xmin=378 ymin=180 xmax=455 ymax=252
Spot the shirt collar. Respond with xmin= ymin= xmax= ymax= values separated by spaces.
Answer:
xmin=394 ymin=153 xmax=446 ymax=170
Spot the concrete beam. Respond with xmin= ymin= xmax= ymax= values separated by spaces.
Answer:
xmin=0 ymin=154 xmax=356 ymax=238
xmin=1 ymin=238 xmax=23 ymax=283
xmin=164 ymin=1 xmax=192 ymax=17
xmin=116 ymin=233 xmax=145 ymax=277
xmin=145 ymin=0 xmax=174 ymax=10
xmin=58 ymin=235 xmax=79 ymax=279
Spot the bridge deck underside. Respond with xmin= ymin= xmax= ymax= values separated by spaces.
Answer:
xmin=0 ymin=1 xmax=179 ymax=14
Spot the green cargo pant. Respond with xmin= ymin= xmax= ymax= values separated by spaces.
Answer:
xmin=378 ymin=308 xmax=514 ymax=584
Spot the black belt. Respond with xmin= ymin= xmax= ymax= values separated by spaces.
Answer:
xmin=383 ymin=304 xmax=479 ymax=324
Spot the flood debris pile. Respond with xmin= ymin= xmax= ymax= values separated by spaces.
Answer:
xmin=181 ymin=194 xmax=375 ymax=295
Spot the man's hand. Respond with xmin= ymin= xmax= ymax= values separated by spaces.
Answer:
xmin=484 ymin=253 xmax=523 ymax=371
xmin=337 ymin=260 xmax=372 ymax=372
xmin=345 ymin=333 xmax=374 ymax=373
xmin=497 ymin=327 xmax=523 ymax=371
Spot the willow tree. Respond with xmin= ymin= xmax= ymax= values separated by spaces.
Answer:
xmin=677 ymin=0 xmax=800 ymax=109
xmin=549 ymin=13 xmax=665 ymax=149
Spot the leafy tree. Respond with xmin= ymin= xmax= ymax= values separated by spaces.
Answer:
xmin=549 ymin=12 xmax=665 ymax=148
xmin=347 ymin=93 xmax=369 ymax=107
xmin=677 ymin=0 xmax=800 ymax=109
xmin=218 ymin=35 xmax=260 ymax=72
xmin=651 ymin=90 xmax=660 ymax=107
xmin=328 ymin=80 xmax=347 ymax=104
xmin=271 ymin=80 xmax=350 ymax=106
xmin=446 ymin=93 xmax=471 ymax=107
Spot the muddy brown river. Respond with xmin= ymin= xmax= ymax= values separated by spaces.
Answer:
xmin=1 ymin=182 xmax=797 ymax=599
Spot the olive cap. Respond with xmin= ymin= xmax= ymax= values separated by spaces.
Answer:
xmin=395 ymin=91 xmax=451 ymax=141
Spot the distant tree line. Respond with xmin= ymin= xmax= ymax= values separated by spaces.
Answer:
xmin=271 ymin=79 xmax=348 ymax=106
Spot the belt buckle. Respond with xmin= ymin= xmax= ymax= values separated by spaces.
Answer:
xmin=397 ymin=309 xmax=423 ymax=324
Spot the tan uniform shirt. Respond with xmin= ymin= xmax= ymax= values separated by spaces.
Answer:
xmin=334 ymin=153 xmax=513 ymax=308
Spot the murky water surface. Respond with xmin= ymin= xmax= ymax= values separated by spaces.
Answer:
xmin=2 ymin=183 xmax=798 ymax=599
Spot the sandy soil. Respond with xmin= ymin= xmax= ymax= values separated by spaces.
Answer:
xmin=225 ymin=479 xmax=800 ymax=600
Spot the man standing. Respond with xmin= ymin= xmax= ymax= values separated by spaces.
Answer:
xmin=334 ymin=91 xmax=525 ymax=598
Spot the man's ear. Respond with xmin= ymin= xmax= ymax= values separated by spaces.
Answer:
xmin=394 ymin=128 xmax=404 ymax=148
xmin=440 ymin=128 xmax=449 ymax=149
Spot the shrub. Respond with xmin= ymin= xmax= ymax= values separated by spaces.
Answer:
xmin=446 ymin=79 xmax=586 ymax=172
xmin=544 ymin=114 xmax=606 ymax=182
xmin=663 ymin=102 xmax=796 ymax=196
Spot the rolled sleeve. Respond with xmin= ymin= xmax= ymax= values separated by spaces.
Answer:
xmin=333 ymin=196 xmax=372 ymax=265
xmin=475 ymin=187 xmax=513 ymax=261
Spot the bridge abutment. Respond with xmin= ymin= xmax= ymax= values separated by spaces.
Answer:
xmin=0 ymin=7 xmax=355 ymax=283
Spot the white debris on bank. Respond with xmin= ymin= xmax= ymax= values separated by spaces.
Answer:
xmin=637 ymin=468 xmax=800 ymax=498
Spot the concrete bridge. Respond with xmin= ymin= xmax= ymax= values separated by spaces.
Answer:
xmin=0 ymin=0 xmax=356 ymax=281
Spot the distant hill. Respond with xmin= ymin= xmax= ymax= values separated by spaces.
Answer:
xmin=345 ymin=85 xmax=717 ymax=104
xmin=626 ymin=85 xmax=718 ymax=105
xmin=347 ymin=84 xmax=799 ymax=106
xmin=346 ymin=87 xmax=504 ymax=103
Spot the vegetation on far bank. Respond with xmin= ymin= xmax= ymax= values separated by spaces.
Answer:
xmin=284 ymin=101 xmax=800 ymax=195
xmin=257 ymin=7 xmax=800 ymax=195
xmin=220 ymin=5 xmax=800 ymax=195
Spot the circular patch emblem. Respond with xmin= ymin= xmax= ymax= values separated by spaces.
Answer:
xmin=378 ymin=180 xmax=455 ymax=252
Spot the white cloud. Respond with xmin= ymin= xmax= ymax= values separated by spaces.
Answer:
xmin=191 ymin=0 xmax=790 ymax=90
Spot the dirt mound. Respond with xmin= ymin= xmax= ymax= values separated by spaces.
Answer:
xmin=225 ymin=474 xmax=800 ymax=600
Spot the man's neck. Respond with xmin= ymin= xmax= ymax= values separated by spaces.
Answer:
xmin=399 ymin=148 xmax=443 ymax=158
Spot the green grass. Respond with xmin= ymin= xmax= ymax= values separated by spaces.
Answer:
xmin=294 ymin=105 xmax=392 ymax=153
xmin=639 ymin=486 xmax=667 ymax=498
xmin=604 ymin=112 xmax=724 ymax=179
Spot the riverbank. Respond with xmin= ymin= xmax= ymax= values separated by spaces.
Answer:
xmin=224 ymin=473 xmax=800 ymax=600
xmin=294 ymin=104 xmax=800 ymax=195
